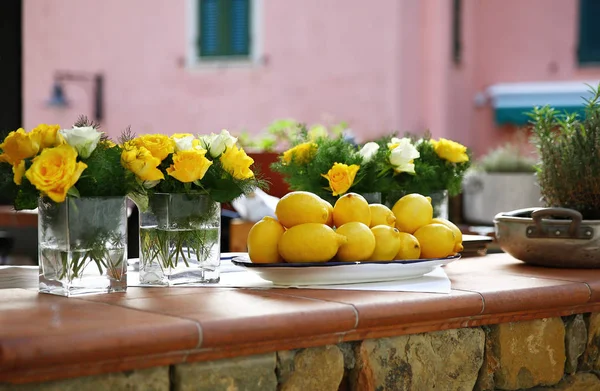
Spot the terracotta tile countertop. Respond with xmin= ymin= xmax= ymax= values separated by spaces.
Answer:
xmin=2 ymin=253 xmax=600 ymax=384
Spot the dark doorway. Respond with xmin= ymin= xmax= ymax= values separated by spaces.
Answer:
xmin=0 ymin=1 xmax=22 ymax=138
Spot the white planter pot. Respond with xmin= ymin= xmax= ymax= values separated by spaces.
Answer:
xmin=462 ymin=172 xmax=543 ymax=225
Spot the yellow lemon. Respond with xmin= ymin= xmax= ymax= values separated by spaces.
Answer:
xmin=247 ymin=216 xmax=285 ymax=264
xmin=278 ymin=223 xmax=347 ymax=263
xmin=333 ymin=193 xmax=371 ymax=227
xmin=322 ymin=199 xmax=334 ymax=227
xmin=431 ymin=217 xmax=464 ymax=253
xmin=413 ymin=223 xmax=456 ymax=259
xmin=335 ymin=222 xmax=376 ymax=262
xmin=275 ymin=191 xmax=329 ymax=228
xmin=395 ymin=233 xmax=421 ymax=260
xmin=368 ymin=225 xmax=402 ymax=261
xmin=392 ymin=193 xmax=433 ymax=234
xmin=368 ymin=204 xmax=396 ymax=228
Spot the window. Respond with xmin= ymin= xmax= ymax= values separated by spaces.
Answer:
xmin=452 ymin=0 xmax=462 ymax=65
xmin=187 ymin=0 xmax=261 ymax=67
xmin=578 ymin=0 xmax=600 ymax=64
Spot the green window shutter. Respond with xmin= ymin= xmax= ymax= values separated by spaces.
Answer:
xmin=199 ymin=0 xmax=250 ymax=58
xmin=578 ymin=0 xmax=600 ymax=64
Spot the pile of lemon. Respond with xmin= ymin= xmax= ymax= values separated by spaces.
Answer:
xmin=247 ymin=191 xmax=463 ymax=264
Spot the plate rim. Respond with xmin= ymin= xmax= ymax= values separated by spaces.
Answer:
xmin=231 ymin=254 xmax=461 ymax=268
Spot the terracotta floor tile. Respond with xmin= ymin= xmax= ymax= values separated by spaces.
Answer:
xmin=111 ymin=288 xmax=358 ymax=348
xmin=449 ymin=272 xmax=591 ymax=314
xmin=0 ymin=289 xmax=200 ymax=372
xmin=448 ymin=254 xmax=600 ymax=302
xmin=77 ymin=286 xmax=233 ymax=303
xmin=268 ymin=289 xmax=483 ymax=329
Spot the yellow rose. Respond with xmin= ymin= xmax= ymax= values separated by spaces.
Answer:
xmin=431 ymin=138 xmax=469 ymax=163
xmin=281 ymin=142 xmax=317 ymax=164
xmin=0 ymin=128 xmax=40 ymax=164
xmin=132 ymin=134 xmax=174 ymax=161
xmin=121 ymin=145 xmax=164 ymax=182
xmin=220 ymin=145 xmax=255 ymax=180
xmin=31 ymin=124 xmax=62 ymax=149
xmin=166 ymin=149 xmax=213 ymax=183
xmin=25 ymin=144 xmax=87 ymax=203
xmin=322 ymin=163 xmax=360 ymax=196
xmin=12 ymin=160 xmax=25 ymax=185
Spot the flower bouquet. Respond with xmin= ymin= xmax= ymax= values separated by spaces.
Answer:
xmin=121 ymin=130 xmax=260 ymax=285
xmin=0 ymin=117 xmax=137 ymax=296
xmin=380 ymin=132 xmax=471 ymax=218
xmin=270 ymin=124 xmax=398 ymax=204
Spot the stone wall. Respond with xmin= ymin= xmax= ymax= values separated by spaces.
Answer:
xmin=4 ymin=313 xmax=600 ymax=391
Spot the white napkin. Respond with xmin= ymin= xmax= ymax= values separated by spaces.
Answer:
xmin=128 ymin=258 xmax=452 ymax=294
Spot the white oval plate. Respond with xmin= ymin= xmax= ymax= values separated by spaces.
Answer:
xmin=231 ymin=255 xmax=460 ymax=286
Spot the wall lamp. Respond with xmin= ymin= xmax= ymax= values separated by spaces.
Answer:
xmin=47 ymin=71 xmax=104 ymax=122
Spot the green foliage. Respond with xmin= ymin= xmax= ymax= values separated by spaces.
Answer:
xmin=528 ymin=83 xmax=600 ymax=219
xmin=476 ymin=143 xmax=537 ymax=173
xmin=76 ymin=143 xmax=133 ymax=197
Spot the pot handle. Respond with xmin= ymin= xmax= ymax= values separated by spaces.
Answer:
xmin=531 ymin=208 xmax=583 ymax=238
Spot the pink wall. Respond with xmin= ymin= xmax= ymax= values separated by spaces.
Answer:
xmin=24 ymin=0 xmax=407 ymax=143
xmin=23 ymin=1 xmax=600 ymax=155
xmin=465 ymin=0 xmax=600 ymax=156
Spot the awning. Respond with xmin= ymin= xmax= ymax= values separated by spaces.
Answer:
xmin=486 ymin=80 xmax=600 ymax=125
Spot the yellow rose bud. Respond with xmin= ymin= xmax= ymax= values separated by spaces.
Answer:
xmin=31 ymin=124 xmax=62 ymax=149
xmin=166 ymin=149 xmax=213 ymax=183
xmin=220 ymin=145 xmax=254 ymax=180
xmin=322 ymin=163 xmax=360 ymax=196
xmin=431 ymin=138 xmax=469 ymax=163
xmin=0 ymin=128 xmax=40 ymax=164
xmin=121 ymin=145 xmax=164 ymax=182
xmin=133 ymin=134 xmax=175 ymax=161
xmin=25 ymin=144 xmax=87 ymax=203
xmin=281 ymin=142 xmax=317 ymax=164
xmin=12 ymin=160 xmax=25 ymax=185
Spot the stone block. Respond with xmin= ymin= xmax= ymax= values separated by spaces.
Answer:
xmin=474 ymin=326 xmax=499 ymax=391
xmin=173 ymin=353 xmax=277 ymax=391
xmin=0 ymin=366 xmax=169 ymax=391
xmin=530 ymin=372 xmax=600 ymax=390
xmin=564 ymin=314 xmax=587 ymax=374
xmin=581 ymin=312 xmax=600 ymax=371
xmin=491 ymin=318 xmax=565 ymax=390
xmin=351 ymin=328 xmax=484 ymax=391
xmin=278 ymin=345 xmax=344 ymax=391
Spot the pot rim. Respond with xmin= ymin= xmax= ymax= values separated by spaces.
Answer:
xmin=494 ymin=207 xmax=600 ymax=224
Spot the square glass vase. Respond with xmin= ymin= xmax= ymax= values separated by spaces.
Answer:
xmin=38 ymin=196 xmax=128 ymax=297
xmin=139 ymin=193 xmax=221 ymax=286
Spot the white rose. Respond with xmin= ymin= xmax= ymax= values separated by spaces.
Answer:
xmin=206 ymin=129 xmax=238 ymax=158
xmin=174 ymin=135 xmax=197 ymax=152
xmin=389 ymin=138 xmax=420 ymax=174
xmin=358 ymin=142 xmax=380 ymax=162
xmin=59 ymin=126 xmax=102 ymax=158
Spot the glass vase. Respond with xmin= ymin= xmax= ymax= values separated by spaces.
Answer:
xmin=38 ymin=196 xmax=128 ymax=297
xmin=384 ymin=190 xmax=449 ymax=219
xmin=139 ymin=193 xmax=221 ymax=286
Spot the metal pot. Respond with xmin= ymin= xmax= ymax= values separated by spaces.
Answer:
xmin=494 ymin=207 xmax=600 ymax=268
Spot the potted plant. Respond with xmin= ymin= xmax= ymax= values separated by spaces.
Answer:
xmin=462 ymin=141 xmax=541 ymax=225
xmin=494 ymin=84 xmax=600 ymax=267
